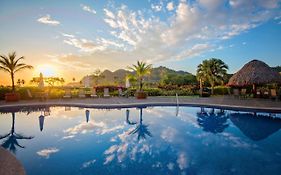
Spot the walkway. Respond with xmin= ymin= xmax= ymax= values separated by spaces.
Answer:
xmin=0 ymin=96 xmax=280 ymax=112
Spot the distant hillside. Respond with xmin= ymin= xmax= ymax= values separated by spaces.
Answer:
xmin=272 ymin=66 xmax=281 ymax=73
xmin=81 ymin=66 xmax=193 ymax=86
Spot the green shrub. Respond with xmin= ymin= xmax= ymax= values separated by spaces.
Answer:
xmin=213 ymin=86 xmax=230 ymax=95
xmin=144 ymin=88 xmax=161 ymax=96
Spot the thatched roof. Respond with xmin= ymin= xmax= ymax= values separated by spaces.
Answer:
xmin=228 ymin=60 xmax=281 ymax=86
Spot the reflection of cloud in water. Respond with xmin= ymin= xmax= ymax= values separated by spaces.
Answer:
xmin=64 ymin=121 xmax=124 ymax=135
xmin=37 ymin=147 xmax=59 ymax=158
xmin=161 ymin=127 xmax=177 ymax=143
xmin=81 ymin=159 xmax=96 ymax=169
xmin=104 ymin=154 xmax=115 ymax=165
xmin=220 ymin=132 xmax=257 ymax=149
xmin=61 ymin=135 xmax=75 ymax=140
xmin=167 ymin=162 xmax=175 ymax=170
xmin=177 ymin=152 xmax=188 ymax=170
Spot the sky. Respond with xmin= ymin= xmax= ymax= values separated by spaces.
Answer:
xmin=0 ymin=0 xmax=281 ymax=85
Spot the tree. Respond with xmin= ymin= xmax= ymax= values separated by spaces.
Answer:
xmin=128 ymin=61 xmax=152 ymax=91
xmin=0 ymin=52 xmax=33 ymax=92
xmin=196 ymin=58 xmax=228 ymax=94
xmin=60 ymin=78 xmax=65 ymax=86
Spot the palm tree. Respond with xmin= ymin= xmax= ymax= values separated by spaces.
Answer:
xmin=196 ymin=58 xmax=228 ymax=95
xmin=128 ymin=61 xmax=152 ymax=91
xmin=0 ymin=52 xmax=33 ymax=92
xmin=0 ymin=112 xmax=34 ymax=153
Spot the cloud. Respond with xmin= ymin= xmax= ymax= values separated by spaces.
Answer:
xmin=61 ymin=33 xmax=75 ymax=38
xmin=151 ymin=2 xmax=163 ymax=12
xmin=55 ymin=0 xmax=280 ymax=68
xmin=81 ymin=4 xmax=97 ymax=14
xmin=166 ymin=2 xmax=174 ymax=11
xmin=104 ymin=9 xmax=115 ymax=19
xmin=63 ymin=36 xmax=105 ymax=52
xmin=37 ymin=148 xmax=59 ymax=158
xmin=37 ymin=14 xmax=60 ymax=26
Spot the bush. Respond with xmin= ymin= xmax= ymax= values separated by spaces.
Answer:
xmin=0 ymin=87 xmax=12 ymax=100
xmin=144 ymin=88 xmax=162 ymax=96
xmin=213 ymin=86 xmax=230 ymax=95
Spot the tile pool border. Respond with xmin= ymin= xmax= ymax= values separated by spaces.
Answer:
xmin=0 ymin=101 xmax=281 ymax=113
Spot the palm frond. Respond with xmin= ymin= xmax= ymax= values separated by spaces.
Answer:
xmin=14 ymin=65 xmax=33 ymax=73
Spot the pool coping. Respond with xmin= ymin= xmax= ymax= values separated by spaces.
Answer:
xmin=0 ymin=100 xmax=281 ymax=113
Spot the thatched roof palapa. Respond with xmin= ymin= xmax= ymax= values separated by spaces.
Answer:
xmin=228 ymin=60 xmax=281 ymax=86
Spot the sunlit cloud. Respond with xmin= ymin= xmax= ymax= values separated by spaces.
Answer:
xmin=81 ymin=4 xmax=97 ymax=14
xmin=37 ymin=148 xmax=59 ymax=158
xmin=166 ymin=2 xmax=174 ymax=11
xmin=37 ymin=14 xmax=60 ymax=26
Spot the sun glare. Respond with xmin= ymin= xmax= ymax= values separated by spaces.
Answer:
xmin=35 ymin=64 xmax=57 ymax=77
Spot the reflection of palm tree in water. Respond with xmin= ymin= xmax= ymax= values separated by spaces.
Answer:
xmin=128 ymin=108 xmax=152 ymax=140
xmin=0 ymin=112 xmax=34 ymax=153
xmin=197 ymin=108 xmax=229 ymax=134
xmin=126 ymin=109 xmax=137 ymax=125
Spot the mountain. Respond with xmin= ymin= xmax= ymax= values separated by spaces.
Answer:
xmin=272 ymin=66 xmax=281 ymax=73
xmin=81 ymin=66 xmax=193 ymax=86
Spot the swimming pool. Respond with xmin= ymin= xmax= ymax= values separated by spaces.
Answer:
xmin=1 ymin=106 xmax=281 ymax=175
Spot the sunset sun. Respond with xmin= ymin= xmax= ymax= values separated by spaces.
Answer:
xmin=35 ymin=64 xmax=58 ymax=77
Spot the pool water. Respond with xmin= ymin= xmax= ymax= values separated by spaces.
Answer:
xmin=1 ymin=106 xmax=281 ymax=175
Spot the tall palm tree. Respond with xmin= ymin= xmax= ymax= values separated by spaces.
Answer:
xmin=0 ymin=112 xmax=34 ymax=153
xmin=0 ymin=52 xmax=33 ymax=92
xmin=128 ymin=61 xmax=152 ymax=91
xmin=196 ymin=58 xmax=228 ymax=94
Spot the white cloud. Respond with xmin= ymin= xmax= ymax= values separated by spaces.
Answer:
xmin=37 ymin=14 xmax=60 ymax=26
xmin=63 ymin=36 xmax=105 ymax=52
xmin=104 ymin=9 xmax=115 ymax=19
xmin=151 ymin=3 xmax=163 ymax=12
xmin=55 ymin=0 xmax=280 ymax=67
xmin=37 ymin=148 xmax=59 ymax=158
xmin=61 ymin=33 xmax=75 ymax=38
xmin=166 ymin=2 xmax=174 ymax=11
xmin=81 ymin=4 xmax=96 ymax=14
xmin=174 ymin=44 xmax=213 ymax=61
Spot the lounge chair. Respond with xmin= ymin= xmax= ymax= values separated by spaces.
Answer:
xmin=256 ymin=90 xmax=261 ymax=98
xmin=270 ymin=89 xmax=277 ymax=100
xmin=103 ymin=88 xmax=110 ymax=98
xmin=78 ymin=89 xmax=86 ymax=98
xmin=91 ymin=88 xmax=98 ymax=98
xmin=63 ymin=89 xmax=72 ymax=98
xmin=233 ymin=89 xmax=239 ymax=98
xmin=263 ymin=90 xmax=269 ymax=98
xmin=118 ymin=88 xmax=128 ymax=97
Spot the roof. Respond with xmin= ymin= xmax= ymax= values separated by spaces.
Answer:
xmin=228 ymin=60 xmax=281 ymax=86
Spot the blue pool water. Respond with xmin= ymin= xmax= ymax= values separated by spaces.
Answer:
xmin=1 ymin=106 xmax=281 ymax=175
